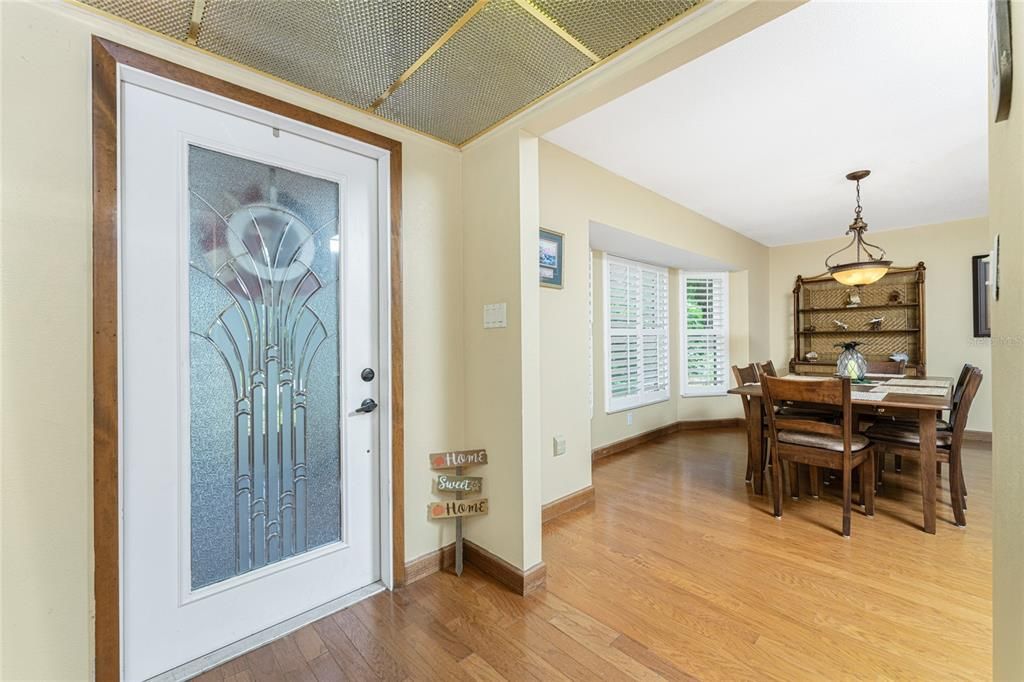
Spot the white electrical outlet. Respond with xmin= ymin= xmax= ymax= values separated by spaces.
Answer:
xmin=553 ymin=435 xmax=566 ymax=457
xmin=483 ymin=303 xmax=507 ymax=329
xmin=626 ymin=412 xmax=633 ymax=425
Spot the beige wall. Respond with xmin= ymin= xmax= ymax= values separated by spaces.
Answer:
xmin=460 ymin=129 xmax=543 ymax=570
xmin=538 ymin=141 xmax=767 ymax=501
xmin=990 ymin=2 xmax=1024 ymax=678
xmin=0 ymin=2 xmax=464 ymax=678
xmin=768 ymin=217 xmax=993 ymax=431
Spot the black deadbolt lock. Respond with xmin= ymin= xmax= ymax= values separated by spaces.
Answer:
xmin=361 ymin=368 xmax=375 ymax=382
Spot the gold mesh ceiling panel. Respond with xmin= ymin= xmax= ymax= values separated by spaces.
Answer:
xmin=530 ymin=0 xmax=701 ymax=59
xmin=377 ymin=0 xmax=592 ymax=144
xmin=196 ymin=0 xmax=475 ymax=110
xmin=79 ymin=0 xmax=703 ymax=146
xmin=82 ymin=0 xmax=193 ymax=41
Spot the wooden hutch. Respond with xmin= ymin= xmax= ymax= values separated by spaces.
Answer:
xmin=790 ymin=263 xmax=926 ymax=376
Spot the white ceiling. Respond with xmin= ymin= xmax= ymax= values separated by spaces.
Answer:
xmin=544 ymin=0 xmax=989 ymax=247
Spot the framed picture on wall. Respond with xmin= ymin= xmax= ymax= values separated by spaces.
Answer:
xmin=539 ymin=228 xmax=564 ymax=289
xmin=972 ymin=254 xmax=991 ymax=337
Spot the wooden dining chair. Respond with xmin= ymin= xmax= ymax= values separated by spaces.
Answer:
xmin=940 ymin=364 xmax=976 ymax=505
xmin=865 ymin=367 xmax=982 ymax=526
xmin=884 ymin=364 xmax=973 ymax=477
xmin=762 ymin=375 xmax=875 ymax=537
xmin=754 ymin=360 xmax=843 ymax=498
xmin=866 ymin=359 xmax=906 ymax=374
xmin=731 ymin=364 xmax=764 ymax=483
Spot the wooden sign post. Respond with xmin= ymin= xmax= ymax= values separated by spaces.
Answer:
xmin=429 ymin=449 xmax=487 ymax=576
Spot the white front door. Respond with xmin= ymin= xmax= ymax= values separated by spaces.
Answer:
xmin=120 ymin=72 xmax=387 ymax=680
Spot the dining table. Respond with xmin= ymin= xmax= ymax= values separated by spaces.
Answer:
xmin=728 ymin=374 xmax=954 ymax=534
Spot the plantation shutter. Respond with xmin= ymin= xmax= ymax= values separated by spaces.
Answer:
xmin=682 ymin=273 xmax=730 ymax=396
xmin=605 ymin=255 xmax=669 ymax=412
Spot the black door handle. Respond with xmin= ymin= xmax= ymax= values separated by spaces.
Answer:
xmin=355 ymin=398 xmax=378 ymax=414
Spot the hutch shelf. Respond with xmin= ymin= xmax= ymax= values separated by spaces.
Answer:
xmin=791 ymin=263 xmax=926 ymax=377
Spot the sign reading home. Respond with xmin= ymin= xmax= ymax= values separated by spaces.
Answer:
xmin=435 ymin=474 xmax=483 ymax=494
xmin=429 ymin=449 xmax=488 ymax=469
xmin=429 ymin=498 xmax=488 ymax=519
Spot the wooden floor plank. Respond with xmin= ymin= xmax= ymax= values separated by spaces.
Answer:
xmin=292 ymin=625 xmax=328 ymax=662
xmin=356 ymin=595 xmax=472 ymax=681
xmin=332 ymin=607 xmax=407 ymax=681
xmin=310 ymin=614 xmax=380 ymax=681
xmin=306 ymin=651 xmax=344 ymax=682
xmin=417 ymin=577 xmax=571 ymax=681
xmin=390 ymin=588 xmax=475 ymax=662
xmin=242 ymin=641 xmax=283 ymax=682
xmin=611 ymin=633 xmax=698 ymax=682
xmin=459 ymin=652 xmax=508 ymax=682
xmin=205 ymin=427 xmax=992 ymax=681
xmin=270 ymin=635 xmax=311 ymax=675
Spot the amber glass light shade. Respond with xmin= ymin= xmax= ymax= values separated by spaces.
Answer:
xmin=829 ymin=260 xmax=892 ymax=286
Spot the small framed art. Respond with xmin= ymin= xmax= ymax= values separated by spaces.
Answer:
xmin=539 ymin=228 xmax=564 ymax=289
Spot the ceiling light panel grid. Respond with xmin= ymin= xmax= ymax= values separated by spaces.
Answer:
xmin=376 ymin=0 xmax=593 ymax=145
xmin=83 ymin=0 xmax=194 ymax=41
xmin=531 ymin=0 xmax=701 ymax=58
xmin=195 ymin=0 xmax=475 ymax=110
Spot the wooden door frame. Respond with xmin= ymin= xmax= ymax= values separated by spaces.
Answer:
xmin=92 ymin=37 xmax=404 ymax=680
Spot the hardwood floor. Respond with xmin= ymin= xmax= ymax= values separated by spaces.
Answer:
xmin=202 ymin=427 xmax=992 ymax=681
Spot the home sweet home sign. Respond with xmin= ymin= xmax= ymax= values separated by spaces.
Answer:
xmin=428 ymin=448 xmax=488 ymax=575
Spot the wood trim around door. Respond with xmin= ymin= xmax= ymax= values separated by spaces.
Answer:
xmin=91 ymin=37 xmax=404 ymax=680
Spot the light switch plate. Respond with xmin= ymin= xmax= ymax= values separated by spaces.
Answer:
xmin=483 ymin=303 xmax=507 ymax=329
xmin=553 ymin=434 xmax=566 ymax=457
xmin=626 ymin=412 xmax=633 ymax=426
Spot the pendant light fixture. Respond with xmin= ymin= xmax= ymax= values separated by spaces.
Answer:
xmin=824 ymin=170 xmax=892 ymax=286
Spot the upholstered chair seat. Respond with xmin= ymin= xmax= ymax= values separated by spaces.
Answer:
xmin=865 ymin=423 xmax=953 ymax=448
xmin=778 ymin=430 xmax=870 ymax=452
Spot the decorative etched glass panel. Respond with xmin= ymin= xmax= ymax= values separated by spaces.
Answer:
xmin=188 ymin=145 xmax=341 ymax=590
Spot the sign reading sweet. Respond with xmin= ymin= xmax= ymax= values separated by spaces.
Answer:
xmin=429 ymin=498 xmax=489 ymax=519
xmin=435 ymin=474 xmax=483 ymax=494
xmin=429 ymin=449 xmax=488 ymax=470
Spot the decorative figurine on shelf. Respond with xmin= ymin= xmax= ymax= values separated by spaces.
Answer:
xmin=867 ymin=316 xmax=885 ymax=331
xmin=805 ymin=351 xmax=819 ymax=361
xmin=890 ymin=352 xmax=910 ymax=363
xmin=833 ymin=319 xmax=849 ymax=331
xmin=835 ymin=341 xmax=867 ymax=380
xmin=804 ymin=324 xmax=817 ymax=332
xmin=846 ymin=288 xmax=862 ymax=307
xmin=888 ymin=289 xmax=903 ymax=304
